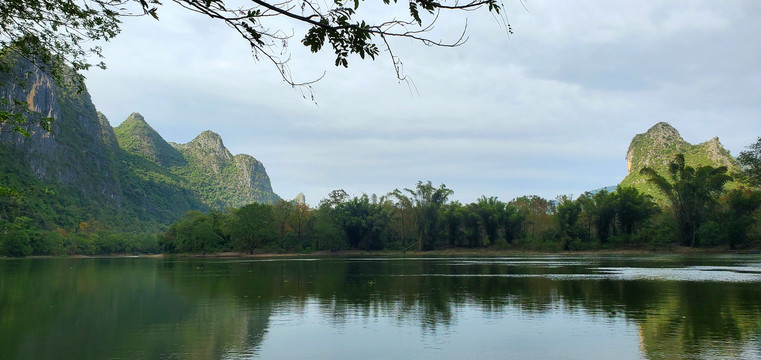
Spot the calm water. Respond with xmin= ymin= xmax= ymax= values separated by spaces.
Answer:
xmin=1 ymin=255 xmax=761 ymax=359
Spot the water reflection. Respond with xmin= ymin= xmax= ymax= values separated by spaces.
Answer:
xmin=1 ymin=256 xmax=760 ymax=359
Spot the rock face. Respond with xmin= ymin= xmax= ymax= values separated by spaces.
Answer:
xmin=175 ymin=131 xmax=231 ymax=172
xmin=1 ymin=58 xmax=280 ymax=230
xmin=171 ymin=130 xmax=279 ymax=208
xmin=0 ymin=58 xmax=122 ymax=207
xmin=620 ymin=122 xmax=740 ymax=196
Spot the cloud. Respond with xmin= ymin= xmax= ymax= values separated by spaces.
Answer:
xmin=82 ymin=0 xmax=761 ymax=206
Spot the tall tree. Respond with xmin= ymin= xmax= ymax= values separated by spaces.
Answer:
xmin=509 ymin=195 xmax=554 ymax=241
xmin=501 ymin=203 xmax=526 ymax=244
xmin=404 ymin=181 xmax=453 ymax=251
xmin=641 ymin=154 xmax=732 ymax=247
xmin=441 ymin=201 xmax=466 ymax=248
xmin=163 ymin=211 xmax=222 ymax=255
xmin=231 ymin=203 xmax=274 ymax=254
xmin=335 ymin=195 xmax=372 ymax=249
xmin=467 ymin=196 xmax=502 ymax=246
xmin=722 ymin=189 xmax=761 ymax=249
xmin=614 ymin=186 xmax=657 ymax=236
xmin=389 ymin=189 xmax=416 ymax=249
xmin=578 ymin=191 xmax=616 ymax=244
xmin=292 ymin=203 xmax=311 ymax=245
xmin=555 ymin=195 xmax=581 ymax=250
xmin=737 ymin=137 xmax=761 ymax=188
xmin=311 ymin=199 xmax=345 ymax=251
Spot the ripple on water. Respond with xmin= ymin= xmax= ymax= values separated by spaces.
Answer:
xmin=596 ymin=266 xmax=761 ymax=282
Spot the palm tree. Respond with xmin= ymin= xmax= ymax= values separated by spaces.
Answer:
xmin=403 ymin=181 xmax=453 ymax=251
xmin=640 ymin=154 xmax=731 ymax=247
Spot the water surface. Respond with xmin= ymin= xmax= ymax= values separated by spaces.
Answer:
xmin=1 ymin=255 xmax=760 ymax=359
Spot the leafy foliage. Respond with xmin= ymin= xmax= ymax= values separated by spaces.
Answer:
xmin=158 ymin=180 xmax=730 ymax=256
xmin=2 ymin=0 xmax=508 ymax=98
xmin=720 ymin=189 xmax=761 ymax=249
xmin=641 ymin=154 xmax=732 ymax=247
xmin=399 ymin=181 xmax=453 ymax=250
xmin=737 ymin=137 xmax=761 ymax=188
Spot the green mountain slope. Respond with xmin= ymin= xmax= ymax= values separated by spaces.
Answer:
xmin=172 ymin=131 xmax=279 ymax=209
xmin=0 ymin=59 xmax=279 ymax=231
xmin=114 ymin=113 xmax=186 ymax=167
xmin=620 ymin=122 xmax=740 ymax=198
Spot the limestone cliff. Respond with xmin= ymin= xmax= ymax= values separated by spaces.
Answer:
xmin=172 ymin=130 xmax=279 ymax=208
xmin=1 ymin=58 xmax=280 ymax=230
xmin=620 ymin=122 xmax=740 ymax=197
xmin=0 ymin=58 xmax=122 ymax=206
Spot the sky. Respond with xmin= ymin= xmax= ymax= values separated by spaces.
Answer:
xmin=84 ymin=0 xmax=761 ymax=206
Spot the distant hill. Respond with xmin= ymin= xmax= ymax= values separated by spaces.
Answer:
xmin=620 ymin=122 xmax=740 ymax=198
xmin=587 ymin=185 xmax=618 ymax=195
xmin=0 ymin=58 xmax=279 ymax=231
xmin=114 ymin=113 xmax=186 ymax=167
xmin=170 ymin=130 xmax=279 ymax=208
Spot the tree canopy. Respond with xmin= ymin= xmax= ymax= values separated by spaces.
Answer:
xmin=737 ymin=137 xmax=761 ymax=188
xmin=641 ymin=154 xmax=732 ymax=247
xmin=1 ymin=0 xmax=508 ymax=88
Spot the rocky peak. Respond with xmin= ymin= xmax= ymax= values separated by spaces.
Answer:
xmin=698 ymin=136 xmax=735 ymax=169
xmin=188 ymin=131 xmax=229 ymax=156
xmin=294 ymin=193 xmax=306 ymax=205
xmin=626 ymin=122 xmax=687 ymax=172
xmin=123 ymin=112 xmax=147 ymax=125
xmin=620 ymin=122 xmax=740 ymax=198
xmin=114 ymin=112 xmax=185 ymax=167
xmin=646 ymin=122 xmax=682 ymax=140
xmin=176 ymin=130 xmax=233 ymax=174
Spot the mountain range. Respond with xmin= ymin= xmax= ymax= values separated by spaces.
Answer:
xmin=0 ymin=58 xmax=279 ymax=231
xmin=0 ymin=58 xmax=744 ymax=232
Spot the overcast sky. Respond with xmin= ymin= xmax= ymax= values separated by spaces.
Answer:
xmin=84 ymin=0 xmax=761 ymax=206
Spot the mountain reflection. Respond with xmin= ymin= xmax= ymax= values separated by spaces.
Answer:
xmin=1 ymin=257 xmax=760 ymax=359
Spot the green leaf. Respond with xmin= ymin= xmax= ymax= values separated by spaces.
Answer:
xmin=409 ymin=2 xmax=421 ymax=25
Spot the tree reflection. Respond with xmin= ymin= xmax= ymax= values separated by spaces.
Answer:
xmin=1 ymin=257 xmax=760 ymax=360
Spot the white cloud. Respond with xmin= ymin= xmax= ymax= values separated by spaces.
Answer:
xmin=83 ymin=0 xmax=761 ymax=206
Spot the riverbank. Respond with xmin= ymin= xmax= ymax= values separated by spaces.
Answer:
xmin=170 ymin=245 xmax=761 ymax=258
xmin=11 ymin=245 xmax=759 ymax=259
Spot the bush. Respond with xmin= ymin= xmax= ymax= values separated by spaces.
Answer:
xmin=2 ymin=229 xmax=32 ymax=257
xmin=697 ymin=221 xmax=724 ymax=246
xmin=31 ymin=230 xmax=64 ymax=255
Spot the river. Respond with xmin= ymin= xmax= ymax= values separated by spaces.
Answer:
xmin=1 ymin=255 xmax=760 ymax=359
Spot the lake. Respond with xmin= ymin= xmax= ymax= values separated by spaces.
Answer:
xmin=1 ymin=255 xmax=760 ymax=359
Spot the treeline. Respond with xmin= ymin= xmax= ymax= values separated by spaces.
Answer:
xmin=0 ymin=218 xmax=160 ymax=257
xmin=0 ymin=145 xmax=166 ymax=257
xmin=4 ymin=149 xmax=761 ymax=257
xmin=157 ymin=182 xmax=662 ymax=255
xmin=159 ymin=166 xmax=761 ymax=255
xmin=0 ymin=183 xmax=162 ymax=257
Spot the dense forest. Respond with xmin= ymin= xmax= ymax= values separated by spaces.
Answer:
xmin=159 ymin=175 xmax=761 ymax=256
xmin=158 ymin=147 xmax=761 ymax=256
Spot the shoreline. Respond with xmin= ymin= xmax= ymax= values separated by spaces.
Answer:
xmin=193 ymin=247 xmax=761 ymax=258
xmin=15 ymin=246 xmax=760 ymax=259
